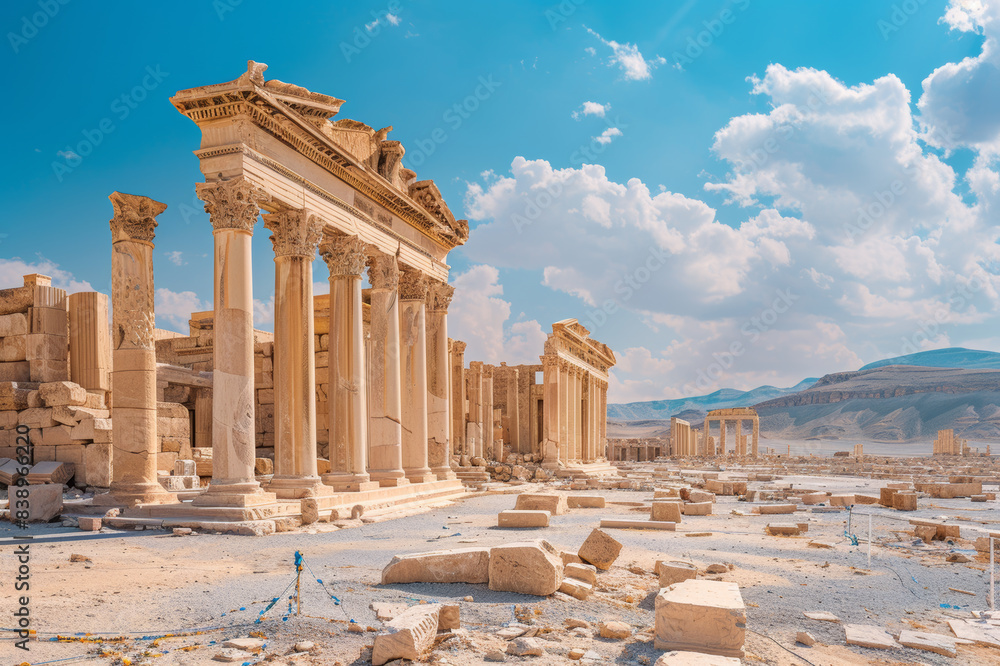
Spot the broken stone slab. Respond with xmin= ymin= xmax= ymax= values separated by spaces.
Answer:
xmin=658 ymin=560 xmax=698 ymax=588
xmin=843 ymin=624 xmax=898 ymax=650
xmin=828 ymin=494 xmax=855 ymax=507
xmin=803 ymin=611 xmax=840 ymax=622
xmin=565 ymin=562 xmax=598 ymax=585
xmin=765 ymin=523 xmax=802 ymax=536
xmin=372 ymin=603 xmax=440 ymax=666
xmin=567 ymin=495 xmax=605 ymax=508
xmin=506 ymin=637 xmax=544 ymax=656
xmin=0 ymin=459 xmax=24 ymax=486
xmin=897 ymin=630 xmax=957 ymax=657
xmin=688 ymin=490 xmax=715 ymax=503
xmin=24 ymin=483 xmax=63 ymax=522
xmin=892 ymin=492 xmax=917 ymax=511
xmin=78 ymin=516 xmax=101 ymax=531
xmin=558 ymin=577 xmax=594 ymax=600
xmin=808 ymin=540 xmax=836 ymax=549
xmin=947 ymin=619 xmax=1000 ymax=648
xmin=498 ymin=509 xmax=550 ymax=528
xmin=758 ymin=503 xmax=797 ymax=514
xmin=654 ymin=652 xmax=741 ymax=665
xmin=25 ymin=461 xmax=74 ymax=485
xmin=371 ymin=602 xmax=408 ymax=621
xmin=796 ymin=631 xmax=816 ymax=646
xmin=655 ymin=580 xmax=745 ymax=658
xmin=489 ymin=540 xmax=563 ymax=596
xmin=578 ymin=528 xmax=623 ymax=570
xmin=514 ymin=493 xmax=568 ymax=515
xmin=682 ymin=502 xmax=713 ymax=516
xmin=223 ymin=637 xmax=264 ymax=650
xmin=213 ymin=648 xmax=250 ymax=662
xmin=439 ymin=604 xmax=460 ymax=631
xmin=381 ymin=547 xmax=490 ymax=585
xmin=651 ymin=501 xmax=682 ymax=523
xmin=599 ymin=620 xmax=632 ymax=639
xmin=599 ymin=519 xmax=676 ymax=530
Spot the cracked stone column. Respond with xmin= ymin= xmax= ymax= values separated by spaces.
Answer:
xmin=319 ymin=233 xmax=378 ymax=492
xmin=366 ymin=250 xmax=409 ymax=487
xmin=263 ymin=209 xmax=327 ymax=499
xmin=99 ymin=192 xmax=175 ymax=507
xmin=399 ymin=268 xmax=435 ymax=484
xmin=427 ymin=282 xmax=457 ymax=480
xmin=449 ymin=340 xmax=467 ymax=460
xmin=193 ymin=178 xmax=276 ymax=508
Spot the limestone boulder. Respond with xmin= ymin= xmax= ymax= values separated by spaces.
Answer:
xmin=498 ymin=509 xmax=549 ymax=528
xmin=655 ymin=579 xmax=745 ymax=658
xmin=382 ymin=547 xmax=491 ymax=584
xmin=515 ymin=493 xmax=568 ymax=515
xmin=38 ymin=381 xmax=87 ymax=407
xmin=658 ymin=561 xmax=698 ymax=588
xmin=489 ymin=540 xmax=563 ymax=596
xmin=564 ymin=562 xmax=597 ymax=585
xmin=651 ymin=501 xmax=682 ymax=523
xmin=372 ymin=603 xmax=440 ymax=666
xmin=25 ymin=483 xmax=63 ymax=522
xmin=578 ymin=528 xmax=623 ymax=570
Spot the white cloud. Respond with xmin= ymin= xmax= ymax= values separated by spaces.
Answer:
xmin=0 ymin=256 xmax=93 ymax=293
xmin=448 ymin=264 xmax=547 ymax=365
xmin=165 ymin=251 xmax=184 ymax=266
xmin=593 ymin=127 xmax=622 ymax=145
xmin=155 ymin=288 xmax=206 ymax=333
xmin=385 ymin=13 xmax=400 ymax=26
xmin=57 ymin=149 xmax=79 ymax=161
xmin=253 ymin=295 xmax=275 ymax=329
xmin=586 ymin=27 xmax=666 ymax=81
xmin=585 ymin=46 xmax=597 ymax=56
xmin=572 ymin=101 xmax=610 ymax=120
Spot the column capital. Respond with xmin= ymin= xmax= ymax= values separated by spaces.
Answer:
xmin=263 ymin=209 xmax=324 ymax=258
xmin=196 ymin=177 xmax=270 ymax=233
xmin=368 ymin=250 xmax=399 ymax=290
xmin=108 ymin=191 xmax=166 ymax=244
xmin=319 ymin=233 xmax=368 ymax=278
xmin=451 ymin=339 xmax=467 ymax=354
xmin=426 ymin=281 xmax=456 ymax=312
xmin=398 ymin=268 xmax=430 ymax=301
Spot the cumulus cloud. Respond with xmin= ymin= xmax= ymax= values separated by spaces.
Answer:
xmin=0 ymin=256 xmax=93 ymax=293
xmin=165 ymin=251 xmax=184 ymax=266
xmin=448 ymin=264 xmax=547 ymax=365
xmin=253 ymin=294 xmax=275 ymax=329
xmin=155 ymin=288 xmax=206 ymax=333
xmin=593 ymin=127 xmax=623 ymax=145
xmin=572 ymin=101 xmax=610 ymax=119
xmin=586 ymin=27 xmax=666 ymax=81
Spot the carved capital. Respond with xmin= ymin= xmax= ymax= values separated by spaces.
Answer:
xmin=451 ymin=339 xmax=467 ymax=355
xmin=319 ymin=233 xmax=368 ymax=278
xmin=367 ymin=251 xmax=399 ymax=290
xmin=108 ymin=192 xmax=166 ymax=244
xmin=426 ymin=281 xmax=455 ymax=312
xmin=263 ymin=209 xmax=324 ymax=258
xmin=398 ymin=269 xmax=429 ymax=301
xmin=197 ymin=177 xmax=269 ymax=233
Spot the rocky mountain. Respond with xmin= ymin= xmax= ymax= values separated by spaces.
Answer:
xmin=607 ymin=378 xmax=818 ymax=421
xmin=859 ymin=347 xmax=1000 ymax=371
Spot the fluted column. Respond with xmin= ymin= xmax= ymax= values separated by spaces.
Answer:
xmin=319 ymin=233 xmax=378 ymax=492
xmin=449 ymin=340 xmax=467 ymax=460
xmin=98 ymin=192 xmax=174 ymax=507
xmin=482 ymin=367 xmax=495 ymax=461
xmin=366 ymin=250 xmax=409 ymax=487
xmin=541 ymin=355 xmax=561 ymax=467
xmin=427 ymin=283 xmax=457 ymax=480
xmin=467 ymin=361 xmax=484 ymax=459
xmin=558 ymin=360 xmax=570 ymax=465
xmin=193 ymin=177 xmax=276 ymax=508
xmin=569 ymin=366 xmax=580 ymax=463
xmin=399 ymin=269 xmax=435 ymax=484
xmin=720 ymin=419 xmax=728 ymax=454
xmin=263 ymin=209 xmax=327 ymax=499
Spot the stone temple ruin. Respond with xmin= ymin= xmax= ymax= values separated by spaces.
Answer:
xmin=0 ymin=62 xmax=616 ymax=531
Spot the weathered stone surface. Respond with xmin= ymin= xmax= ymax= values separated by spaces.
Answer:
xmin=559 ymin=577 xmax=593 ymax=600
xmin=223 ymin=638 xmax=264 ymax=650
xmin=498 ymin=509 xmax=549 ymax=528
xmin=78 ymin=516 xmax=101 ymax=531
xmin=600 ymin=518 xmax=675 ymax=530
xmin=372 ymin=603 xmax=440 ymax=666
xmin=565 ymin=562 xmax=597 ymax=585
xmin=893 ymin=492 xmax=918 ymax=511
xmin=658 ymin=560 xmax=698 ymax=588
xmin=682 ymin=502 xmax=713 ymax=516
xmin=655 ymin=580 xmax=745 ymax=658
xmin=382 ymin=547 xmax=490 ymax=585
xmin=38 ymin=381 xmax=87 ymax=407
xmin=796 ymin=631 xmax=816 ymax=646
xmin=803 ymin=611 xmax=840 ymax=622
xmin=844 ymin=624 xmax=898 ymax=650
xmin=515 ymin=493 xmax=568 ymax=515
xmin=828 ymin=494 xmax=855 ymax=507
xmin=489 ymin=540 xmax=563 ymax=596
xmin=652 ymin=501 xmax=682 ymax=523
xmin=599 ymin=620 xmax=631 ymax=639
xmin=654 ymin=652 xmax=741 ymax=665
xmin=25 ymin=461 xmax=74 ymax=485
xmin=758 ymin=503 xmax=796 ymax=514
xmin=578 ymin=528 xmax=623 ymax=570
xmin=506 ymin=637 xmax=544 ymax=656
xmin=897 ymin=630 xmax=957 ymax=656
xmin=567 ymin=495 xmax=605 ymax=508
xmin=25 ymin=483 xmax=63 ymax=522
xmin=765 ymin=523 xmax=802 ymax=536
xmin=439 ymin=604 xmax=460 ymax=631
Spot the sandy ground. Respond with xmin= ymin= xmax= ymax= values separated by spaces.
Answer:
xmin=2 ymin=475 xmax=999 ymax=665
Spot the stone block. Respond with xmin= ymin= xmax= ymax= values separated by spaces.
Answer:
xmin=689 ymin=490 xmax=715 ymax=503
xmin=24 ymin=483 xmax=63 ymax=522
xmin=40 ymin=425 xmax=74 ymax=447
xmin=0 ymin=361 xmax=30 ymax=382
xmin=658 ymin=561 xmax=698 ymax=588
xmin=578 ymin=528 xmax=623 ymax=570
xmin=758 ymin=504 xmax=796 ymax=515
xmin=600 ymin=519 xmax=676 ymax=530
xmin=83 ymin=442 xmax=111 ymax=487
xmin=438 ymin=604 xmax=459 ymax=631
xmin=655 ymin=580 xmax=745 ymax=658
xmin=893 ymin=492 xmax=917 ymax=511
xmin=515 ymin=492 xmax=568 ymax=515
xmin=254 ymin=457 xmax=273 ymax=475
xmin=652 ymin=501 xmax=682 ymax=523
xmin=29 ymin=359 xmax=69 ymax=383
xmin=0 ymin=336 xmax=27 ymax=362
xmin=800 ymin=492 xmax=828 ymax=505
xmin=682 ymin=501 xmax=713 ymax=516
xmin=765 ymin=523 xmax=802 ymax=536
xmin=18 ymin=407 xmax=55 ymax=429
xmin=897 ymin=630 xmax=957 ymax=657
xmin=78 ymin=516 xmax=101 ymax=531
xmin=0 ymin=313 xmax=29 ymax=336
xmin=828 ymin=494 xmax=855 ymax=507
xmin=564 ymin=562 xmax=597 ymax=585
xmin=38 ymin=381 xmax=87 ymax=407
xmin=29 ymin=306 xmax=67 ymax=335
xmin=26 ymin=334 xmax=67 ymax=361
xmin=567 ymin=495 xmax=605 ymax=508
xmin=382 ymin=547 xmax=490 ymax=584
xmin=488 ymin=540 xmax=563 ymax=596
xmin=559 ymin=577 xmax=593 ymax=600
xmin=844 ymin=624 xmax=898 ymax=650
xmin=879 ymin=487 xmax=898 ymax=507
xmin=498 ymin=509 xmax=549 ymax=528
xmin=0 ymin=383 xmax=34 ymax=411
xmin=654 ymin=652 xmax=741 ymax=665
xmin=25 ymin=460 xmax=74 ymax=485
xmin=0 ymin=458 xmax=24 ymax=485
xmin=372 ymin=603 xmax=440 ymax=666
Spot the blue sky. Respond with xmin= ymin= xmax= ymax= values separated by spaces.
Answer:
xmin=2 ymin=0 xmax=998 ymax=403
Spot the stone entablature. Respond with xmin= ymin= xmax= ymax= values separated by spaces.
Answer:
xmin=704 ymin=407 xmax=760 ymax=458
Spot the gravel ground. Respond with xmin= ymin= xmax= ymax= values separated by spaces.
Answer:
xmin=2 ymin=475 xmax=999 ymax=665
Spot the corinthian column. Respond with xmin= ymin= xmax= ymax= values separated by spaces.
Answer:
xmin=449 ymin=340 xmax=467 ymax=460
xmin=98 ymin=192 xmax=175 ymax=507
xmin=399 ymin=269 xmax=436 ymax=484
xmin=263 ymin=209 xmax=327 ymax=499
xmin=192 ymin=177 xmax=276 ymax=508
xmin=541 ymin=355 xmax=562 ymax=468
xmin=426 ymin=282 xmax=456 ymax=480
xmin=366 ymin=250 xmax=409 ymax=487
xmin=319 ymin=233 xmax=378 ymax=492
